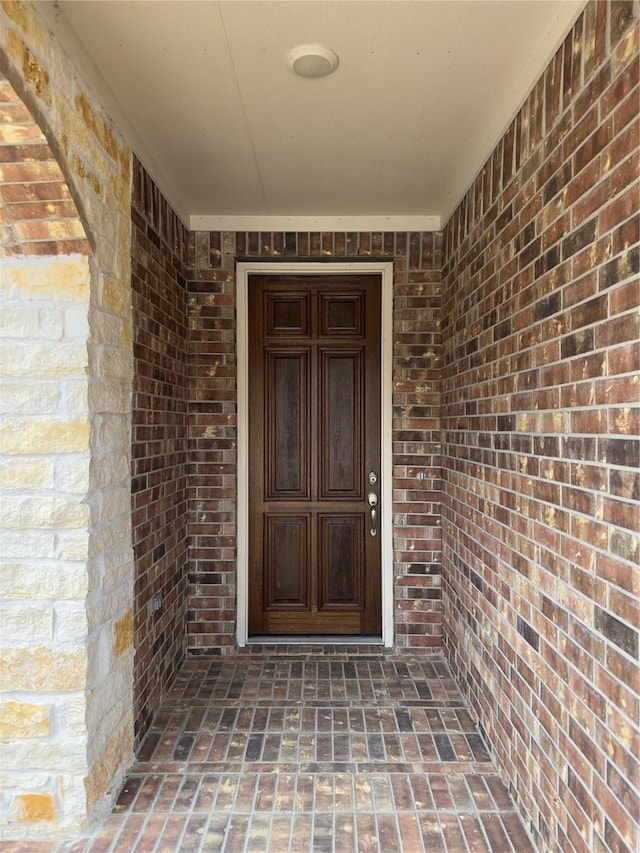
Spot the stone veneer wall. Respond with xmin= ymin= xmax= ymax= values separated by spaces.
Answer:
xmin=0 ymin=0 xmax=134 ymax=839
xmin=187 ymin=231 xmax=443 ymax=652
xmin=441 ymin=3 xmax=639 ymax=852
xmin=130 ymin=158 xmax=190 ymax=744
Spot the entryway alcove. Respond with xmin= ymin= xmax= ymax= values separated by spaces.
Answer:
xmin=1 ymin=2 xmax=638 ymax=849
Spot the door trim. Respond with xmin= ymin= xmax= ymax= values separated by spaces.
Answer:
xmin=236 ymin=260 xmax=394 ymax=647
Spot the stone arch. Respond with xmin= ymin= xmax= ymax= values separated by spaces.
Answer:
xmin=0 ymin=65 xmax=92 ymax=257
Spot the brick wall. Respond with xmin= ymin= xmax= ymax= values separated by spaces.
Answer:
xmin=441 ymin=3 xmax=639 ymax=851
xmin=131 ymin=158 xmax=191 ymax=744
xmin=187 ymin=231 xmax=443 ymax=652
xmin=128 ymin=199 xmax=445 ymax=723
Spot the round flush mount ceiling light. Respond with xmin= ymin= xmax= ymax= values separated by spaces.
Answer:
xmin=286 ymin=44 xmax=339 ymax=78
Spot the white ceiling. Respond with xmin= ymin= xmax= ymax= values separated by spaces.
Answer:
xmin=36 ymin=0 xmax=585 ymax=230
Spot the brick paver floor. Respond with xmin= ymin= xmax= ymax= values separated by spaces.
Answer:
xmin=10 ymin=647 xmax=536 ymax=852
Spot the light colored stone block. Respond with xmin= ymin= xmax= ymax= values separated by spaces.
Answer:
xmin=66 ymin=147 xmax=104 ymax=200
xmin=0 ymin=605 xmax=53 ymax=642
xmin=91 ymin=310 xmax=129 ymax=347
xmin=1 ymin=0 xmax=50 ymax=67
xmin=85 ymin=725 xmax=131 ymax=812
xmin=102 ymin=552 xmax=134 ymax=591
xmin=0 ymin=772 xmax=51 ymax=790
xmin=86 ymin=626 xmax=112 ymax=685
xmin=9 ymin=792 xmax=58 ymax=824
xmin=0 ymin=497 xmax=90 ymax=530
xmin=0 ymin=702 xmax=50 ymax=738
xmin=94 ymin=346 xmax=133 ymax=384
xmin=60 ymin=376 xmax=89 ymax=420
xmin=55 ymin=695 xmax=88 ymax=733
xmin=0 ymin=341 xmax=88 ymax=377
xmin=0 ymin=306 xmax=40 ymax=337
xmin=54 ymin=454 xmax=90 ymax=493
xmin=98 ymin=488 xmax=130 ymax=523
xmin=0 ymin=458 xmax=55 ymax=490
xmin=87 ymin=380 xmax=130 ymax=415
xmin=0 ymin=382 xmax=60 ymax=415
xmin=53 ymin=604 xmax=88 ymax=642
xmin=113 ymin=609 xmax=132 ymax=658
xmin=87 ymin=520 xmax=129 ymax=558
xmin=0 ymin=531 xmax=55 ymax=560
xmin=54 ymin=530 xmax=90 ymax=561
xmin=55 ymin=773 xmax=87 ymax=821
xmin=0 ymin=562 xmax=87 ymax=601
xmin=3 ymin=32 xmax=50 ymax=110
xmin=63 ymin=307 xmax=90 ymax=340
xmin=2 ymin=739 xmax=87 ymax=774
xmin=102 ymin=276 xmax=130 ymax=318
xmin=0 ymin=419 xmax=90 ymax=454
xmin=86 ymin=672 xmax=132 ymax=755
xmin=89 ymin=454 xmax=130 ymax=490
xmin=39 ymin=308 xmax=65 ymax=341
xmin=0 ymin=256 xmax=90 ymax=303
xmin=93 ymin=413 xmax=130 ymax=454
xmin=0 ymin=645 xmax=86 ymax=691
xmin=87 ymin=575 xmax=132 ymax=629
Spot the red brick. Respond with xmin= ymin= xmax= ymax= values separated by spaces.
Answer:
xmin=596 ymin=312 xmax=640 ymax=348
xmin=608 ymin=340 xmax=640 ymax=377
xmin=131 ymin=157 xmax=191 ymax=745
xmin=599 ymin=183 xmax=640 ymax=235
xmin=441 ymin=7 xmax=640 ymax=852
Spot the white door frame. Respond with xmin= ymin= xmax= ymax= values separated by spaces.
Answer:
xmin=236 ymin=260 xmax=394 ymax=647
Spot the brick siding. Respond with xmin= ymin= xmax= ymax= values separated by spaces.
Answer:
xmin=130 ymin=200 xmax=444 ymax=736
xmin=187 ymin=231 xmax=443 ymax=653
xmin=441 ymin=3 xmax=639 ymax=851
xmin=131 ymin=159 xmax=191 ymax=744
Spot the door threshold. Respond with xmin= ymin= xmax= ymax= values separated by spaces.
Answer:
xmin=247 ymin=635 xmax=384 ymax=646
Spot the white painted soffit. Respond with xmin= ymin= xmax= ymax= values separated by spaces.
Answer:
xmin=35 ymin=0 xmax=586 ymax=231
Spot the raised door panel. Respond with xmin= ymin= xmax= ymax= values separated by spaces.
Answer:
xmin=265 ymin=350 xmax=309 ymax=499
xmin=266 ymin=292 xmax=310 ymax=336
xmin=319 ymin=515 xmax=363 ymax=609
xmin=264 ymin=515 xmax=310 ymax=610
xmin=320 ymin=349 xmax=363 ymax=498
xmin=319 ymin=292 xmax=364 ymax=337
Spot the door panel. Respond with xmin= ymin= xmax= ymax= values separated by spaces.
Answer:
xmin=319 ymin=514 xmax=363 ymax=609
xmin=248 ymin=274 xmax=381 ymax=637
xmin=319 ymin=292 xmax=364 ymax=336
xmin=267 ymin=351 xmax=309 ymax=498
xmin=264 ymin=515 xmax=309 ymax=608
xmin=321 ymin=350 xmax=361 ymax=497
xmin=266 ymin=292 xmax=309 ymax=336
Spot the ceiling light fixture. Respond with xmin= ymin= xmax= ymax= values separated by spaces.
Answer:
xmin=287 ymin=44 xmax=339 ymax=79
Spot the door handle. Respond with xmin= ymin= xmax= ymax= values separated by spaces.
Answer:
xmin=368 ymin=491 xmax=378 ymax=537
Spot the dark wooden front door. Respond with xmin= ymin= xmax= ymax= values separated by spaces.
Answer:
xmin=248 ymin=273 xmax=382 ymax=636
